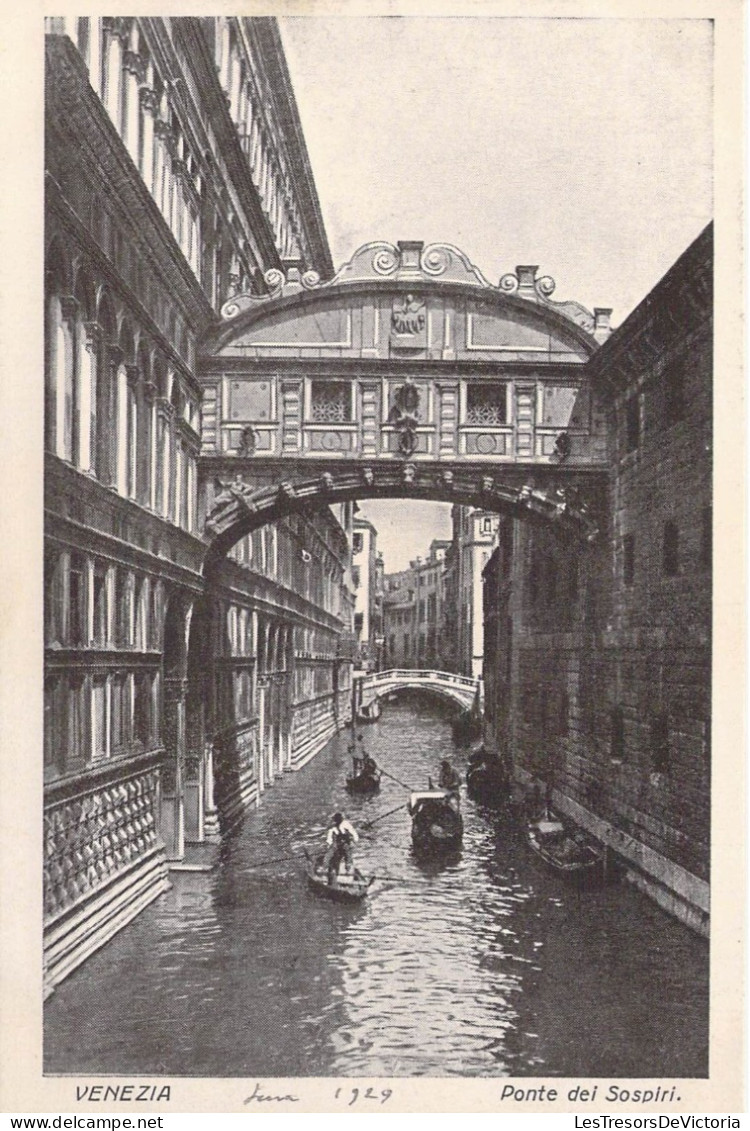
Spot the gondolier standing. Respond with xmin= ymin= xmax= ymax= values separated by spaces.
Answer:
xmin=438 ymin=759 xmax=461 ymax=794
xmin=322 ymin=812 xmax=359 ymax=882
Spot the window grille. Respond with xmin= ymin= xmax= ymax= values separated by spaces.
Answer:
xmin=466 ymin=383 xmax=507 ymax=425
xmin=311 ymin=380 xmax=350 ymax=423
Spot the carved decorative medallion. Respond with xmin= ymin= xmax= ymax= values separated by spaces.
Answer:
xmin=390 ymin=294 xmax=427 ymax=348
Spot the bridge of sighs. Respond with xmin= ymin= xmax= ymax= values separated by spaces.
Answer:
xmin=197 ymin=239 xmax=613 ymax=559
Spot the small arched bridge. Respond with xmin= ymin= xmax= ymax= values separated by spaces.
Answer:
xmin=357 ymin=668 xmax=482 ymax=712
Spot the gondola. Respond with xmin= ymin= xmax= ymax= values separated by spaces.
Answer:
xmin=451 ymin=709 xmax=481 ymax=748
xmin=305 ymin=854 xmax=373 ymax=902
xmin=527 ymin=813 xmax=605 ymax=886
xmin=345 ymin=766 xmax=381 ymax=794
xmin=408 ymin=790 xmax=464 ymax=854
xmin=356 ymin=699 xmax=381 ymax=723
xmin=466 ymin=748 xmax=510 ymax=806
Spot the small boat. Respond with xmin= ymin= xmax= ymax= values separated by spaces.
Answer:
xmin=527 ymin=814 xmax=605 ymax=885
xmin=356 ymin=699 xmax=381 ymax=723
xmin=409 ymin=790 xmax=464 ymax=855
xmin=346 ymin=766 xmax=381 ymax=794
xmin=451 ymin=709 xmax=481 ymax=748
xmin=466 ymin=748 xmax=510 ymax=805
xmin=305 ymin=854 xmax=373 ymax=902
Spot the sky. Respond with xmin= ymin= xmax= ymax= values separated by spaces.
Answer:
xmin=278 ymin=16 xmax=713 ymax=572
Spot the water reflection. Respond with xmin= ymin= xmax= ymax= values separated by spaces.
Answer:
xmin=44 ymin=694 xmax=708 ymax=1077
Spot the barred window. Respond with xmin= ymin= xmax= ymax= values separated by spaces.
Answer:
xmin=466 ymin=383 xmax=508 ymax=425
xmin=310 ymin=380 xmax=351 ymax=423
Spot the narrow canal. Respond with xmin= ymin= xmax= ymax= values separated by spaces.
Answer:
xmin=44 ymin=694 xmax=709 ymax=1078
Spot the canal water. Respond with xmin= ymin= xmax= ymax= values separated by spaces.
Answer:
xmin=44 ymin=694 xmax=709 ymax=1078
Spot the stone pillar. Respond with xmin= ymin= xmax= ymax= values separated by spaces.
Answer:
xmin=78 ymin=322 xmax=101 ymax=475
xmin=149 ymin=391 xmax=158 ymax=510
xmin=514 ymin=382 xmax=536 ymax=460
xmin=102 ymin=18 xmax=125 ymax=130
xmin=115 ymin=363 xmax=129 ymax=495
xmin=55 ymin=296 xmax=78 ymax=462
xmin=161 ymin=676 xmax=186 ymax=860
xmin=155 ymin=397 xmax=174 ymax=519
xmin=140 ymin=380 xmax=156 ymax=507
xmin=123 ymin=50 xmax=144 ymax=163
xmin=203 ymin=741 xmax=220 ymax=841
xmin=139 ymin=87 xmax=158 ymax=194
xmin=99 ymin=344 xmax=123 ymax=487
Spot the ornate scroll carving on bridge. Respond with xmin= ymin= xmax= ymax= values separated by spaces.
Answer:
xmin=202 ymin=461 xmax=604 ymax=570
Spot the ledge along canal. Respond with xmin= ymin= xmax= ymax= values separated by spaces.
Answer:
xmin=45 ymin=693 xmax=709 ymax=1078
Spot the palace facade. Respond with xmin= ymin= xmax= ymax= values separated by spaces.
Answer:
xmin=43 ymin=16 xmax=353 ymax=996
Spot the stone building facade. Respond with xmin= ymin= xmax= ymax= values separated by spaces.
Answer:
xmin=445 ymin=506 xmax=500 ymax=678
xmin=483 ymin=225 xmax=712 ymax=933
xmin=43 ymin=16 xmax=351 ymax=996
xmin=352 ymin=518 xmax=383 ymax=671
xmin=383 ymin=540 xmax=451 ymax=669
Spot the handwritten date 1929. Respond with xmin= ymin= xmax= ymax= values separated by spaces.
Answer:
xmin=334 ymin=1086 xmax=393 ymax=1106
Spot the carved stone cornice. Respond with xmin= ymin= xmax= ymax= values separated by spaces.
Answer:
xmin=103 ymin=17 xmax=130 ymax=43
xmin=81 ymin=321 xmax=102 ymax=352
xmin=139 ymin=87 xmax=159 ymax=116
xmin=155 ymin=396 xmax=175 ymax=422
xmin=59 ymin=295 xmax=79 ymax=324
xmin=123 ymin=50 xmax=146 ymax=84
xmin=106 ymin=343 xmax=125 ymax=370
xmin=154 ymin=119 xmax=177 ymax=156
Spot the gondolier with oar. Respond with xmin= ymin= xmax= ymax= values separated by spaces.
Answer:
xmin=438 ymin=759 xmax=461 ymax=794
xmin=322 ymin=811 xmax=359 ymax=883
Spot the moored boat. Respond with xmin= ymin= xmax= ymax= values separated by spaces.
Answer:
xmin=345 ymin=767 xmax=381 ymax=794
xmin=527 ymin=814 xmax=605 ymax=885
xmin=466 ymin=747 xmax=510 ymax=805
xmin=356 ymin=699 xmax=381 ymax=723
xmin=409 ymin=790 xmax=464 ymax=854
xmin=305 ymin=854 xmax=373 ymax=902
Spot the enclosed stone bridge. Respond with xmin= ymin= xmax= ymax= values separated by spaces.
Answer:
xmin=357 ymin=668 xmax=482 ymax=712
xmin=197 ymin=239 xmax=612 ymax=565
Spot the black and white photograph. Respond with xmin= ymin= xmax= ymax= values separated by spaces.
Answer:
xmin=0 ymin=0 xmax=744 ymax=1116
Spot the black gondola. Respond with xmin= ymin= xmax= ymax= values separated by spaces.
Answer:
xmin=408 ymin=789 xmax=464 ymax=854
xmin=466 ymin=748 xmax=510 ymax=805
xmin=527 ymin=813 xmax=605 ymax=886
xmin=451 ymin=709 xmax=481 ymax=747
xmin=305 ymin=854 xmax=373 ymax=902
xmin=345 ymin=766 xmax=381 ymax=794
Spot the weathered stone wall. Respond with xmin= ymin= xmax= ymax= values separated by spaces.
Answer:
xmin=484 ymin=226 xmax=712 ymax=932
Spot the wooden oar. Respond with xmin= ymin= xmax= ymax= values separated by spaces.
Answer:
xmin=374 ymin=764 xmax=415 ymax=791
xmin=361 ymin=800 xmax=411 ymax=829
